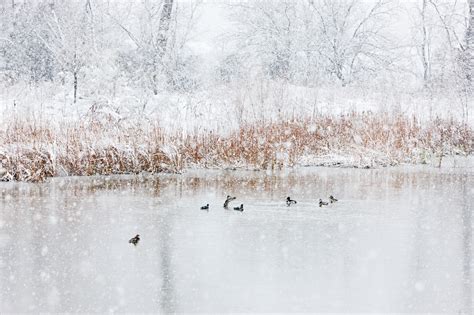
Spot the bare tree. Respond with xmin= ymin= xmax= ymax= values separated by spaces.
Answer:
xmin=110 ymin=0 xmax=199 ymax=94
xmin=230 ymin=0 xmax=396 ymax=86
xmin=229 ymin=0 xmax=298 ymax=81
xmin=307 ymin=0 xmax=396 ymax=85
xmin=1 ymin=1 xmax=57 ymax=83
xmin=424 ymin=0 xmax=472 ymax=120
xmin=34 ymin=1 xmax=96 ymax=103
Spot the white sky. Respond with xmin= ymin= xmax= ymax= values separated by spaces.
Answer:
xmin=187 ymin=0 xmax=418 ymax=56
xmin=187 ymin=1 xmax=232 ymax=56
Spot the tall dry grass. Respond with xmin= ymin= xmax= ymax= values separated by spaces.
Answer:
xmin=0 ymin=112 xmax=472 ymax=182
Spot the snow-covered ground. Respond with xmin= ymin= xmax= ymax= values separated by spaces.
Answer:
xmin=0 ymin=166 xmax=472 ymax=313
xmin=1 ymin=83 xmax=472 ymax=134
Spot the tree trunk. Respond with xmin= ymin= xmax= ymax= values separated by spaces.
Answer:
xmin=73 ymin=71 xmax=78 ymax=103
xmin=11 ymin=0 xmax=16 ymax=28
xmin=421 ymin=0 xmax=429 ymax=88
xmin=466 ymin=0 xmax=473 ymax=84
xmin=151 ymin=0 xmax=174 ymax=94
xmin=157 ymin=0 xmax=174 ymax=60
xmin=152 ymin=73 xmax=158 ymax=95
xmin=460 ymin=0 xmax=473 ymax=122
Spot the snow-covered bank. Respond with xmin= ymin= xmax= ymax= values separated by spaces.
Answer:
xmin=0 ymin=112 xmax=472 ymax=182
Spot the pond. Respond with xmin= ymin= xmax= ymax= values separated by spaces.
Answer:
xmin=0 ymin=166 xmax=472 ymax=313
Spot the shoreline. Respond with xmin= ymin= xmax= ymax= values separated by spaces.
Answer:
xmin=1 ymin=112 xmax=472 ymax=182
xmin=1 ymin=155 xmax=472 ymax=185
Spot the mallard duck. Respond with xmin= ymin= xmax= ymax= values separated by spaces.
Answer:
xmin=129 ymin=234 xmax=140 ymax=246
xmin=200 ymin=204 xmax=209 ymax=210
xmin=223 ymin=195 xmax=237 ymax=208
xmin=286 ymin=196 xmax=297 ymax=206
xmin=233 ymin=204 xmax=244 ymax=212
xmin=319 ymin=199 xmax=329 ymax=207
xmin=329 ymin=195 xmax=338 ymax=203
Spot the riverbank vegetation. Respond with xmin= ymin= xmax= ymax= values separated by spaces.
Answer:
xmin=0 ymin=112 xmax=471 ymax=182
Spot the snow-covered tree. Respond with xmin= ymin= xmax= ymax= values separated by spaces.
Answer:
xmin=0 ymin=2 xmax=56 ymax=83
xmin=112 ymin=0 xmax=200 ymax=94
xmin=407 ymin=0 xmax=471 ymax=119
xmin=228 ymin=0 xmax=396 ymax=86
xmin=307 ymin=0 xmax=396 ymax=85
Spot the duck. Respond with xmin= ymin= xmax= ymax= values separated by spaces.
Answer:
xmin=223 ymin=195 xmax=237 ymax=208
xmin=200 ymin=204 xmax=209 ymax=211
xmin=329 ymin=195 xmax=338 ymax=203
xmin=129 ymin=234 xmax=140 ymax=246
xmin=286 ymin=196 xmax=297 ymax=206
xmin=233 ymin=204 xmax=244 ymax=212
xmin=319 ymin=199 xmax=329 ymax=207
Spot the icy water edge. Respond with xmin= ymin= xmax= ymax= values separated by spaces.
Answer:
xmin=0 ymin=166 xmax=472 ymax=313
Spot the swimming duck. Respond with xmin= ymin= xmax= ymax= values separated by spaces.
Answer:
xmin=129 ymin=234 xmax=140 ymax=246
xmin=233 ymin=204 xmax=244 ymax=212
xmin=286 ymin=196 xmax=297 ymax=206
xmin=223 ymin=195 xmax=237 ymax=208
xmin=319 ymin=199 xmax=329 ymax=207
xmin=200 ymin=204 xmax=209 ymax=211
xmin=329 ymin=195 xmax=338 ymax=203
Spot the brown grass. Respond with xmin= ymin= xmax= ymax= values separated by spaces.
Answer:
xmin=0 ymin=112 xmax=472 ymax=182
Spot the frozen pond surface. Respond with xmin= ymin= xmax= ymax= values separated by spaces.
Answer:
xmin=0 ymin=166 xmax=472 ymax=313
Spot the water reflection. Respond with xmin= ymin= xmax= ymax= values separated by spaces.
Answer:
xmin=461 ymin=174 xmax=472 ymax=314
xmin=158 ymin=210 xmax=176 ymax=313
xmin=0 ymin=167 xmax=472 ymax=312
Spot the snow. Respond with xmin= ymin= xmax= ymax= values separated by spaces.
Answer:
xmin=0 ymin=0 xmax=472 ymax=312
